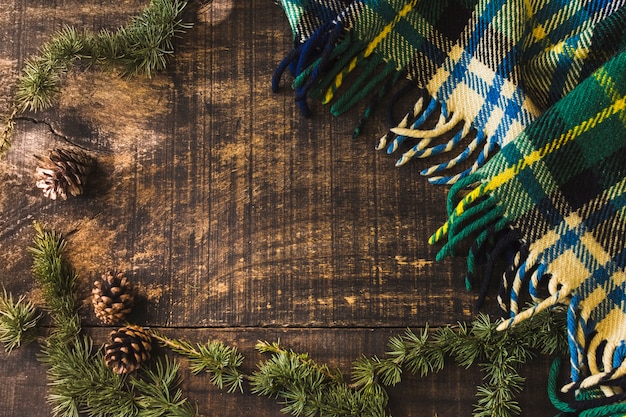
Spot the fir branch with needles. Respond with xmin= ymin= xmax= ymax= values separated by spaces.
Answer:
xmin=28 ymin=221 xmax=81 ymax=342
xmin=131 ymin=356 xmax=197 ymax=417
xmin=7 ymin=221 xmax=572 ymax=417
xmin=349 ymin=310 xmax=568 ymax=417
xmin=25 ymin=222 xmax=200 ymax=417
xmin=152 ymin=332 xmax=245 ymax=393
xmin=27 ymin=222 xmax=136 ymax=416
xmin=152 ymin=310 xmax=568 ymax=417
xmin=39 ymin=335 xmax=138 ymax=417
xmin=1 ymin=0 xmax=191 ymax=156
xmin=14 ymin=0 xmax=191 ymax=114
xmin=250 ymin=340 xmax=390 ymax=417
xmin=0 ymin=285 xmax=41 ymax=352
xmin=27 ymin=222 xmax=132 ymax=416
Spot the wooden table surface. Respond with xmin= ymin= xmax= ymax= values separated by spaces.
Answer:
xmin=0 ymin=1 xmax=558 ymax=416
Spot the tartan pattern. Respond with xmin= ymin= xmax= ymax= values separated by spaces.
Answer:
xmin=410 ymin=0 xmax=541 ymax=184
xmin=278 ymin=0 xmax=351 ymax=43
xmin=521 ymin=0 xmax=626 ymax=111
xmin=275 ymin=0 xmax=626 ymax=184
xmin=273 ymin=0 xmax=473 ymax=119
xmin=433 ymin=39 xmax=626 ymax=392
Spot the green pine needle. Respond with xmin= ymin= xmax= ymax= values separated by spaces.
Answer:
xmin=0 ymin=285 xmax=41 ymax=352
xmin=361 ymin=310 xmax=568 ymax=417
xmin=27 ymin=222 xmax=200 ymax=417
xmin=28 ymin=221 xmax=80 ymax=342
xmin=152 ymin=332 xmax=245 ymax=393
xmin=250 ymin=340 xmax=389 ymax=417
xmin=17 ymin=222 xmax=572 ymax=417
xmin=13 ymin=0 xmax=191 ymax=114
xmin=39 ymin=335 xmax=137 ymax=417
xmin=28 ymin=222 xmax=136 ymax=416
xmin=131 ymin=356 xmax=198 ymax=417
xmin=160 ymin=310 xmax=567 ymax=417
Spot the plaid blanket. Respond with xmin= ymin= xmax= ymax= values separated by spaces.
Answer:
xmin=432 ymin=34 xmax=626 ymax=394
xmin=278 ymin=0 xmax=352 ymax=43
xmin=275 ymin=0 xmax=626 ymax=406
xmin=275 ymin=0 xmax=626 ymax=184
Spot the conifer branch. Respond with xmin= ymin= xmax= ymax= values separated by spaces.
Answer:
xmin=1 ymin=0 xmax=192 ymax=158
xmin=28 ymin=221 xmax=81 ymax=342
xmin=28 ymin=222 xmax=135 ymax=416
xmin=14 ymin=0 xmax=191 ymax=114
xmin=26 ymin=222 xmax=200 ymax=417
xmin=39 ymin=335 xmax=138 ymax=417
xmin=0 ymin=285 xmax=41 ymax=352
xmin=130 ymin=356 xmax=197 ymax=417
xmin=152 ymin=332 xmax=245 ymax=393
xmin=250 ymin=340 xmax=390 ymax=417
xmin=10 ymin=222 xmax=571 ymax=417
xmin=351 ymin=310 xmax=568 ymax=417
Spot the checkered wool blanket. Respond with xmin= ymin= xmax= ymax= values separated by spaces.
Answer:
xmin=431 ymin=32 xmax=626 ymax=396
xmin=274 ymin=0 xmax=626 ymax=184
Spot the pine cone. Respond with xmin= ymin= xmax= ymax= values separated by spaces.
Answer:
xmin=92 ymin=271 xmax=134 ymax=324
xmin=104 ymin=325 xmax=152 ymax=374
xmin=34 ymin=147 xmax=93 ymax=200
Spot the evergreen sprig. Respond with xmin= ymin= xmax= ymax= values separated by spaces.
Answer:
xmin=8 ymin=222 xmax=572 ymax=417
xmin=250 ymin=340 xmax=390 ymax=417
xmin=131 ymin=357 xmax=197 ymax=417
xmin=26 ymin=222 xmax=200 ymax=417
xmin=153 ymin=310 xmax=568 ymax=417
xmin=14 ymin=0 xmax=191 ymax=114
xmin=28 ymin=222 xmax=135 ymax=416
xmin=1 ymin=0 xmax=191 ymax=156
xmin=349 ymin=310 xmax=568 ymax=417
xmin=152 ymin=332 xmax=245 ymax=393
xmin=39 ymin=335 xmax=138 ymax=417
xmin=28 ymin=221 xmax=80 ymax=342
xmin=0 ymin=285 xmax=41 ymax=352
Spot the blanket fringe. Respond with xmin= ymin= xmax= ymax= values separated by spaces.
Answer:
xmin=382 ymin=95 xmax=497 ymax=185
xmin=561 ymin=294 xmax=626 ymax=394
xmin=494 ymin=254 xmax=626 ymax=394
xmin=429 ymin=172 xmax=517 ymax=297
xmin=353 ymin=69 xmax=407 ymax=138
xmin=330 ymin=58 xmax=397 ymax=116
xmin=436 ymin=199 xmax=626 ymax=394
xmin=429 ymin=176 xmax=488 ymax=246
xmin=497 ymin=244 xmax=529 ymax=313
xmin=474 ymin=227 xmax=521 ymax=308
xmin=274 ymin=3 xmax=499 ymax=184
xmin=497 ymin=258 xmax=570 ymax=332
xmin=548 ymin=358 xmax=626 ymax=415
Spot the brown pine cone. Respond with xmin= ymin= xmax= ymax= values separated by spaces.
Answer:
xmin=104 ymin=325 xmax=152 ymax=374
xmin=34 ymin=147 xmax=93 ymax=200
xmin=92 ymin=271 xmax=134 ymax=325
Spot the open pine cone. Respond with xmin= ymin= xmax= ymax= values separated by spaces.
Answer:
xmin=34 ymin=147 xmax=93 ymax=200
xmin=92 ymin=271 xmax=134 ymax=325
xmin=104 ymin=325 xmax=152 ymax=374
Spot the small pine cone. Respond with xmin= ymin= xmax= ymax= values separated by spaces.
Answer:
xmin=34 ymin=147 xmax=93 ymax=200
xmin=92 ymin=271 xmax=134 ymax=324
xmin=104 ymin=325 xmax=152 ymax=374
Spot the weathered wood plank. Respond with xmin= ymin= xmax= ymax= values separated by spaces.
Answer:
xmin=0 ymin=0 xmax=477 ymax=328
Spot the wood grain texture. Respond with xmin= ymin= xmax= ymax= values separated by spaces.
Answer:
xmin=0 ymin=1 xmax=558 ymax=416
